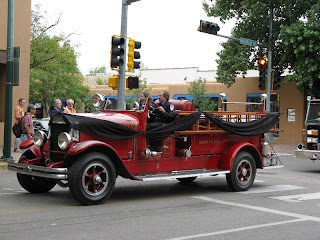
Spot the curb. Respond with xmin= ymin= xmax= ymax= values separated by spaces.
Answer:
xmin=0 ymin=161 xmax=8 ymax=171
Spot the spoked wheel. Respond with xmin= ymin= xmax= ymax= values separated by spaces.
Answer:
xmin=226 ymin=151 xmax=256 ymax=191
xmin=177 ymin=177 xmax=197 ymax=184
xmin=69 ymin=152 xmax=116 ymax=205
xmin=17 ymin=151 xmax=56 ymax=193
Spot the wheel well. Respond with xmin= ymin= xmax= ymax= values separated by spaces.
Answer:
xmin=241 ymin=146 xmax=262 ymax=169
xmin=67 ymin=145 xmax=134 ymax=179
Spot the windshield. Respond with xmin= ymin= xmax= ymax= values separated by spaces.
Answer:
xmin=306 ymin=101 xmax=320 ymax=123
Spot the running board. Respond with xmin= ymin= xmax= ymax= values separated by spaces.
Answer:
xmin=262 ymin=165 xmax=284 ymax=170
xmin=138 ymin=169 xmax=230 ymax=181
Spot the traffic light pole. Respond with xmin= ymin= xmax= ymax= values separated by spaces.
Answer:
xmin=117 ymin=0 xmax=128 ymax=110
xmin=266 ymin=6 xmax=273 ymax=112
xmin=266 ymin=6 xmax=273 ymax=143
xmin=117 ymin=0 xmax=141 ymax=110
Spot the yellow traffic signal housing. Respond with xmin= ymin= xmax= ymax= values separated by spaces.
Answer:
xmin=108 ymin=74 xmax=119 ymax=90
xmin=127 ymin=39 xmax=141 ymax=71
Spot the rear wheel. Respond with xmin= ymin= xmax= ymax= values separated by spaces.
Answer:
xmin=69 ymin=152 xmax=116 ymax=205
xmin=226 ymin=151 xmax=256 ymax=191
xmin=17 ymin=151 xmax=56 ymax=193
xmin=177 ymin=177 xmax=197 ymax=184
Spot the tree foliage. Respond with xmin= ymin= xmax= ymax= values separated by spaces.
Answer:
xmin=203 ymin=0 xmax=320 ymax=96
xmin=29 ymin=5 xmax=89 ymax=114
xmin=89 ymin=66 xmax=107 ymax=75
xmin=188 ymin=78 xmax=217 ymax=111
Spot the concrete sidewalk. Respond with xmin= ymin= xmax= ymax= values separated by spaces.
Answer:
xmin=0 ymin=148 xmax=21 ymax=170
xmin=0 ymin=144 xmax=296 ymax=171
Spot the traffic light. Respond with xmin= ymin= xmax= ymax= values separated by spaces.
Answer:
xmin=110 ymin=36 xmax=125 ymax=69
xmin=127 ymin=76 xmax=139 ymax=89
xmin=108 ymin=74 xmax=119 ymax=89
xmin=258 ymin=58 xmax=267 ymax=90
xmin=273 ymin=70 xmax=281 ymax=90
xmin=198 ymin=20 xmax=220 ymax=35
xmin=127 ymin=39 xmax=141 ymax=71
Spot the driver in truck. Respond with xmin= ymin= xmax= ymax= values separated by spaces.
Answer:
xmin=147 ymin=91 xmax=176 ymax=130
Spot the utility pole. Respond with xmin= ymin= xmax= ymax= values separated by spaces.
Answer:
xmin=1 ymin=0 xmax=14 ymax=161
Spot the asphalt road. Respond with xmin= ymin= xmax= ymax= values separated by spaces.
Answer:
xmin=0 ymin=153 xmax=320 ymax=240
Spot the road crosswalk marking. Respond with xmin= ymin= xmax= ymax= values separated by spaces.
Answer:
xmin=270 ymin=192 xmax=320 ymax=202
xmin=238 ymin=185 xmax=305 ymax=194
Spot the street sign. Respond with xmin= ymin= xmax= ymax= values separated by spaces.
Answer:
xmin=287 ymin=108 xmax=296 ymax=122
xmin=239 ymin=38 xmax=258 ymax=47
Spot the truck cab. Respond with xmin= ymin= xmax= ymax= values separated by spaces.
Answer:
xmin=295 ymin=97 xmax=320 ymax=160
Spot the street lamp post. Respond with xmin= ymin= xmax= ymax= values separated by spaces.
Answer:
xmin=1 ymin=0 xmax=14 ymax=161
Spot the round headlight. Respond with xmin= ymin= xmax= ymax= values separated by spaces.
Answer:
xmin=34 ymin=130 xmax=47 ymax=147
xmin=58 ymin=132 xmax=72 ymax=150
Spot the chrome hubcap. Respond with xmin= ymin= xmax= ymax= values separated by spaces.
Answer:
xmin=82 ymin=163 xmax=108 ymax=196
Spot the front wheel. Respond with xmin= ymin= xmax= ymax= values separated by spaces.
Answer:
xmin=17 ymin=151 xmax=56 ymax=193
xmin=68 ymin=152 xmax=116 ymax=205
xmin=226 ymin=151 xmax=256 ymax=191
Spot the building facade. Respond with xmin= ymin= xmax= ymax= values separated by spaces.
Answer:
xmin=0 ymin=0 xmax=31 ymax=147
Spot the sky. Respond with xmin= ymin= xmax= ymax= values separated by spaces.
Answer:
xmin=31 ymin=0 xmax=235 ymax=75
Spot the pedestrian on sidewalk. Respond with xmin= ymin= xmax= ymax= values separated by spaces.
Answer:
xmin=21 ymin=104 xmax=36 ymax=153
xmin=13 ymin=98 xmax=26 ymax=152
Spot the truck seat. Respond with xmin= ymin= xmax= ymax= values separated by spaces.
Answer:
xmin=169 ymin=99 xmax=195 ymax=111
xmin=153 ymin=99 xmax=195 ymax=111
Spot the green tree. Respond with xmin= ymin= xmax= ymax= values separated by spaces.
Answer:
xmin=203 ymin=0 xmax=320 ymax=95
xmin=29 ymin=5 xmax=89 ymax=114
xmin=95 ymin=77 xmax=108 ymax=85
xmin=188 ymin=78 xmax=217 ymax=111
xmin=90 ymin=66 xmax=107 ymax=75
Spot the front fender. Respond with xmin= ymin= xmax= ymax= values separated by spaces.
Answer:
xmin=67 ymin=140 xmax=139 ymax=180
xmin=219 ymin=142 xmax=261 ymax=170
xmin=19 ymin=138 xmax=42 ymax=159
xmin=68 ymin=140 xmax=120 ymax=156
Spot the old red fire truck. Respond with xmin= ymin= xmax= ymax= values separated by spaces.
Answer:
xmin=8 ymin=94 xmax=281 ymax=205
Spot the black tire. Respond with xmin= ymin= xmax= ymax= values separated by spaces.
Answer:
xmin=68 ymin=152 xmax=116 ymax=205
xmin=177 ymin=177 xmax=197 ymax=184
xmin=226 ymin=151 xmax=256 ymax=191
xmin=17 ymin=152 xmax=56 ymax=193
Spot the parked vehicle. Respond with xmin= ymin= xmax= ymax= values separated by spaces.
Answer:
xmin=295 ymin=96 xmax=320 ymax=160
xmin=33 ymin=118 xmax=50 ymax=131
xmin=8 ymin=94 xmax=281 ymax=205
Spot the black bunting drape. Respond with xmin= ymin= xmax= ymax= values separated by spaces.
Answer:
xmin=58 ymin=113 xmax=142 ymax=140
xmin=52 ymin=111 xmax=279 ymax=141
xmin=203 ymin=112 xmax=280 ymax=136
xmin=146 ymin=111 xmax=202 ymax=140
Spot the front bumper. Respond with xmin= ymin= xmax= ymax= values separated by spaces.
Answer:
xmin=294 ymin=149 xmax=320 ymax=160
xmin=8 ymin=163 xmax=68 ymax=180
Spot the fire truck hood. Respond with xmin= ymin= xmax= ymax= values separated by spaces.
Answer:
xmin=51 ymin=112 xmax=141 ymax=140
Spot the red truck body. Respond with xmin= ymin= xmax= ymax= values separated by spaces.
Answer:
xmin=9 ymin=99 xmax=281 ymax=205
